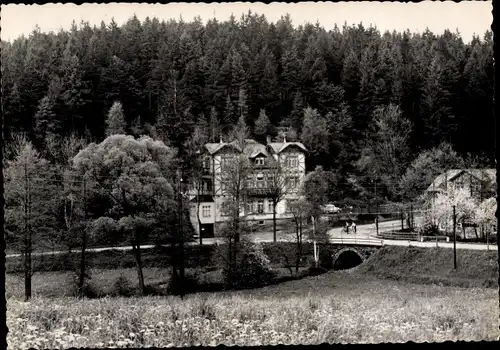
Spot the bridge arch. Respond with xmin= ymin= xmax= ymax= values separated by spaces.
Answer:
xmin=332 ymin=247 xmax=367 ymax=270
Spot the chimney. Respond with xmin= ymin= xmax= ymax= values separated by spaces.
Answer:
xmin=219 ymin=135 xmax=223 ymax=144
xmin=266 ymin=135 xmax=271 ymax=145
xmin=283 ymin=135 xmax=287 ymax=143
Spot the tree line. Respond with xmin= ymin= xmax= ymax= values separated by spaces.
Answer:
xmin=1 ymin=12 xmax=494 ymax=205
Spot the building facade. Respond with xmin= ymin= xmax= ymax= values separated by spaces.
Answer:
xmin=425 ymin=168 xmax=496 ymax=201
xmin=188 ymin=137 xmax=307 ymax=237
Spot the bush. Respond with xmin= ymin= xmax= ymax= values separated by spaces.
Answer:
xmin=71 ymin=272 xmax=102 ymax=299
xmin=306 ymin=266 xmax=328 ymax=276
xmin=418 ymin=222 xmax=440 ymax=236
xmin=167 ymin=270 xmax=202 ymax=295
xmin=111 ymin=274 xmax=134 ymax=297
xmin=222 ymin=241 xmax=277 ymax=289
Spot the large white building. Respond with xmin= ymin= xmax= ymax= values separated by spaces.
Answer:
xmin=188 ymin=136 xmax=307 ymax=237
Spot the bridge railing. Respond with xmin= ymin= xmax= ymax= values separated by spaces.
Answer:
xmin=329 ymin=237 xmax=384 ymax=246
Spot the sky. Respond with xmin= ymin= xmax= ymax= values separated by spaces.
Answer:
xmin=0 ymin=1 xmax=493 ymax=43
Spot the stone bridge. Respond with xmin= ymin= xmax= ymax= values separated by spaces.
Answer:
xmin=260 ymin=241 xmax=382 ymax=270
xmin=319 ymin=244 xmax=381 ymax=270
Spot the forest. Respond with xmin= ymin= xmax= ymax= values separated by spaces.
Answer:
xmin=1 ymin=12 xmax=495 ymax=205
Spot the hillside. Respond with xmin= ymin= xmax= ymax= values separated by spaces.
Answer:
xmin=355 ymin=246 xmax=498 ymax=288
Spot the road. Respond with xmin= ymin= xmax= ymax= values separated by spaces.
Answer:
xmin=5 ymin=219 xmax=496 ymax=258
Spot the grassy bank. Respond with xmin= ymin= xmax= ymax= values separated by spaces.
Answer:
xmin=5 ymin=266 xmax=313 ymax=300
xmin=7 ymin=271 xmax=498 ymax=349
xmin=5 ymin=241 xmax=357 ymax=274
xmin=356 ymin=246 xmax=498 ymax=288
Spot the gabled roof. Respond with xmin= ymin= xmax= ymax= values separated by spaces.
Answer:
xmin=426 ymin=168 xmax=496 ymax=192
xmin=204 ymin=142 xmax=241 ymax=155
xmin=243 ymin=139 xmax=271 ymax=158
xmin=203 ymin=139 xmax=308 ymax=157
xmin=267 ymin=141 xmax=307 ymax=154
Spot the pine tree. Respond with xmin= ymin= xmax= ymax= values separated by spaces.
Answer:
xmin=254 ymin=109 xmax=273 ymax=141
xmin=208 ymin=106 xmax=221 ymax=143
xmin=280 ymin=44 xmax=301 ymax=100
xmin=237 ymin=87 xmax=249 ymax=121
xmin=341 ymin=49 xmax=360 ymax=106
xmin=229 ymin=113 xmax=250 ymax=148
xmin=105 ymin=101 xmax=126 ymax=136
xmin=33 ymin=96 xmax=56 ymax=143
xmin=224 ymin=94 xmax=236 ymax=126
xmin=131 ymin=116 xmax=144 ymax=137
xmin=300 ymin=107 xmax=329 ymax=158
xmin=281 ymin=91 xmax=304 ymax=132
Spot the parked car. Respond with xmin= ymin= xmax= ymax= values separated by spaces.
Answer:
xmin=321 ymin=204 xmax=341 ymax=214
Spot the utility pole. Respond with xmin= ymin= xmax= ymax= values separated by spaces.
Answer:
xmin=453 ymin=205 xmax=457 ymax=270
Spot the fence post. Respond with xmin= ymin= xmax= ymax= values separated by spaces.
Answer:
xmin=401 ymin=210 xmax=404 ymax=230
xmin=486 ymin=227 xmax=489 ymax=251
xmin=410 ymin=204 xmax=413 ymax=229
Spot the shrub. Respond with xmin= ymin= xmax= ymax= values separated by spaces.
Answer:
xmin=418 ymin=221 xmax=440 ymax=236
xmin=112 ymin=274 xmax=135 ymax=297
xmin=222 ymin=241 xmax=277 ymax=289
xmin=71 ymin=272 xmax=102 ymax=299
xmin=167 ymin=269 xmax=202 ymax=295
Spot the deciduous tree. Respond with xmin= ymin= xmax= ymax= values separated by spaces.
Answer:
xmin=4 ymin=138 xmax=59 ymax=301
xmin=71 ymin=135 xmax=177 ymax=295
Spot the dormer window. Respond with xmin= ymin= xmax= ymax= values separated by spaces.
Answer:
xmin=255 ymin=157 xmax=265 ymax=166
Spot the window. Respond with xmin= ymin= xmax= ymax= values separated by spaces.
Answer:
xmin=268 ymin=201 xmax=274 ymax=213
xmin=471 ymin=183 xmax=481 ymax=195
xmin=255 ymin=157 xmax=265 ymax=166
xmin=202 ymin=179 xmax=212 ymax=193
xmin=287 ymin=155 xmax=298 ymax=168
xmin=287 ymin=176 xmax=299 ymax=189
xmin=257 ymin=200 xmax=264 ymax=214
xmin=221 ymin=154 xmax=235 ymax=168
xmin=203 ymin=157 xmax=210 ymax=170
xmin=258 ymin=220 xmax=265 ymax=226
xmin=256 ymin=173 xmax=264 ymax=188
xmin=286 ymin=199 xmax=298 ymax=213
xmin=246 ymin=202 xmax=253 ymax=214
xmin=267 ymin=173 xmax=275 ymax=185
xmin=221 ymin=202 xmax=230 ymax=216
xmin=202 ymin=206 xmax=211 ymax=218
xmin=246 ymin=174 xmax=254 ymax=188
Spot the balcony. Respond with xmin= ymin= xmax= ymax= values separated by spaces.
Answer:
xmin=199 ymin=189 xmax=214 ymax=196
xmin=246 ymin=187 xmax=274 ymax=197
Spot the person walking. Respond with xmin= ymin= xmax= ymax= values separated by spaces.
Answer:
xmin=351 ymin=220 xmax=357 ymax=234
xmin=345 ymin=221 xmax=350 ymax=234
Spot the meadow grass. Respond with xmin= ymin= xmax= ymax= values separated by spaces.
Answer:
xmin=7 ymin=269 xmax=498 ymax=349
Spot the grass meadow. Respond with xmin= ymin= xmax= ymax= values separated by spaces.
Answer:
xmin=6 ymin=267 xmax=498 ymax=348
